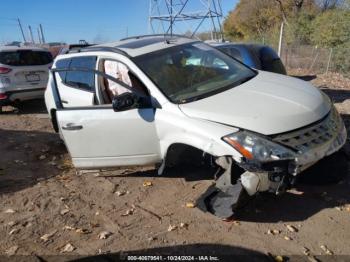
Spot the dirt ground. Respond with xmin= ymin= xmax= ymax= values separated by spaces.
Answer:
xmin=1 ymin=73 xmax=350 ymax=261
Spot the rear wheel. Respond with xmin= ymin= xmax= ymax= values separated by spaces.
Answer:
xmin=15 ymin=102 xmax=24 ymax=111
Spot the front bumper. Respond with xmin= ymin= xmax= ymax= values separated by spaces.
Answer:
xmin=292 ymin=120 xmax=347 ymax=174
xmin=238 ymin=107 xmax=347 ymax=176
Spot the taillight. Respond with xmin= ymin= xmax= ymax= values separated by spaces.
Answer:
xmin=0 ymin=93 xmax=7 ymax=100
xmin=0 ymin=67 xmax=12 ymax=74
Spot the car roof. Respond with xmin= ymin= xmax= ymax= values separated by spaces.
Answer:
xmin=0 ymin=45 xmax=50 ymax=52
xmin=208 ymin=41 xmax=267 ymax=49
xmin=81 ymin=35 xmax=198 ymax=57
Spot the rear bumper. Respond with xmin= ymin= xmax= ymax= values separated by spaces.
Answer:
xmin=0 ymin=87 xmax=46 ymax=106
xmin=0 ymin=96 xmax=11 ymax=106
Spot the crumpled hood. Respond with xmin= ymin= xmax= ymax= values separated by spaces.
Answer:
xmin=179 ymin=71 xmax=331 ymax=135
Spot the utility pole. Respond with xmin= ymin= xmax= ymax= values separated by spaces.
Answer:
xmin=278 ymin=22 xmax=284 ymax=57
xmin=28 ymin=26 xmax=34 ymax=44
xmin=39 ymin=24 xmax=45 ymax=44
xmin=169 ymin=0 xmax=173 ymax=36
xmin=17 ymin=18 xmax=26 ymax=42
xmin=37 ymin=28 xmax=42 ymax=44
xmin=149 ymin=0 xmax=223 ymax=39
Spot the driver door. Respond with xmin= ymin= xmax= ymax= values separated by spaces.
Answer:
xmin=52 ymin=57 xmax=161 ymax=169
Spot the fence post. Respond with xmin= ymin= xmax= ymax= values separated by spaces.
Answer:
xmin=326 ymin=48 xmax=333 ymax=75
xmin=308 ymin=48 xmax=319 ymax=74
xmin=278 ymin=22 xmax=284 ymax=57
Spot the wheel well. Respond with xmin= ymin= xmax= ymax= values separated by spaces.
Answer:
xmin=165 ymin=143 xmax=214 ymax=168
xmin=50 ymin=109 xmax=59 ymax=133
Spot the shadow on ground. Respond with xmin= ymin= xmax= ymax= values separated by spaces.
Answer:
xmin=322 ymin=88 xmax=350 ymax=103
xmin=0 ymin=128 xmax=68 ymax=195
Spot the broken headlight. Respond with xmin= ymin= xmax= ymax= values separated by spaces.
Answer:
xmin=223 ymin=131 xmax=295 ymax=162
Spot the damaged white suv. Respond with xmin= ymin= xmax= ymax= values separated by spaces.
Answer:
xmin=45 ymin=35 xmax=347 ymax=217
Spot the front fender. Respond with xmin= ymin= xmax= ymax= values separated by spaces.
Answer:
xmin=155 ymin=109 xmax=242 ymax=161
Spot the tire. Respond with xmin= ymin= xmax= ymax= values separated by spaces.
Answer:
xmin=298 ymin=150 xmax=348 ymax=185
xmin=15 ymin=102 xmax=24 ymax=111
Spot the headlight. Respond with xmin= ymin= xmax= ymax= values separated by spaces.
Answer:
xmin=223 ymin=131 xmax=295 ymax=162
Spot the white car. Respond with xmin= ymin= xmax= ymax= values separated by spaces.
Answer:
xmin=0 ymin=46 xmax=53 ymax=112
xmin=45 ymin=35 xmax=347 ymax=217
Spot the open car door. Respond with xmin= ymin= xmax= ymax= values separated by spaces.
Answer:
xmin=50 ymin=66 xmax=161 ymax=169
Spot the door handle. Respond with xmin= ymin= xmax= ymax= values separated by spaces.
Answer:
xmin=62 ymin=123 xmax=83 ymax=131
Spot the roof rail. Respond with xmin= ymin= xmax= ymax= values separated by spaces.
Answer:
xmin=77 ymin=46 xmax=131 ymax=58
xmin=120 ymin=34 xmax=192 ymax=41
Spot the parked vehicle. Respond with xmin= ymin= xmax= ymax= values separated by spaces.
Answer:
xmin=45 ymin=35 xmax=346 ymax=217
xmin=0 ymin=46 xmax=53 ymax=112
xmin=208 ymin=41 xmax=287 ymax=75
xmin=58 ymin=42 xmax=94 ymax=56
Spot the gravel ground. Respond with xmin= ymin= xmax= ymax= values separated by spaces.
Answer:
xmin=0 ymin=74 xmax=350 ymax=261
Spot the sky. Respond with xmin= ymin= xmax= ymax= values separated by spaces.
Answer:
xmin=0 ymin=0 xmax=238 ymax=45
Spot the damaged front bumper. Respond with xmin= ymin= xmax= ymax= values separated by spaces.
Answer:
xmin=240 ymin=108 xmax=347 ymax=176
xmin=200 ymin=107 xmax=347 ymax=218
xmin=235 ymin=107 xmax=347 ymax=195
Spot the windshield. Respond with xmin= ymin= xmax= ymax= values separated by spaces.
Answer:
xmin=0 ymin=50 xmax=53 ymax=66
xmin=133 ymin=42 xmax=257 ymax=103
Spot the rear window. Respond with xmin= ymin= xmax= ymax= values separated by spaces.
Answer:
xmin=0 ymin=50 xmax=53 ymax=66
xmin=219 ymin=47 xmax=243 ymax=62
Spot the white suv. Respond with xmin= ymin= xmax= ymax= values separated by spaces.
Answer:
xmin=0 ymin=46 xmax=53 ymax=112
xmin=45 ymin=35 xmax=347 ymax=217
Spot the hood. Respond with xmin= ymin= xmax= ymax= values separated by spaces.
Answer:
xmin=179 ymin=71 xmax=331 ymax=135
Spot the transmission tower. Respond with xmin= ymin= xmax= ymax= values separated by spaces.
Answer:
xmin=149 ymin=0 xmax=223 ymax=40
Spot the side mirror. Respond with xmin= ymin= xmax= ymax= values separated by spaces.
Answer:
xmin=112 ymin=92 xmax=137 ymax=112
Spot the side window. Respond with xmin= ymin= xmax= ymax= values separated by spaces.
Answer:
xmin=65 ymin=56 xmax=97 ymax=92
xmin=98 ymin=59 xmax=149 ymax=104
xmin=55 ymin=58 xmax=71 ymax=81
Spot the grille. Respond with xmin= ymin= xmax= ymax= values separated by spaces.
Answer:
xmin=273 ymin=107 xmax=340 ymax=152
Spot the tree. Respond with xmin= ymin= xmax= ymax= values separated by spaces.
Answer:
xmin=223 ymin=0 xmax=317 ymax=42
xmin=311 ymin=9 xmax=350 ymax=47
xmin=223 ymin=0 xmax=282 ymax=41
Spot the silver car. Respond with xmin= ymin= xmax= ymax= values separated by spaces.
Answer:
xmin=0 ymin=46 xmax=53 ymax=112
